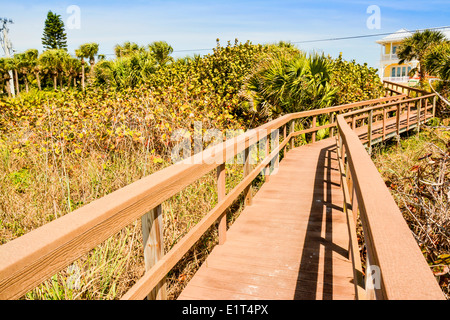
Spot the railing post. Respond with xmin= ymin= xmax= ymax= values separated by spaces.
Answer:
xmin=396 ymin=103 xmax=401 ymax=148
xmin=312 ymin=116 xmax=316 ymax=143
xmin=352 ymin=114 xmax=356 ymax=130
xmin=244 ymin=139 xmax=253 ymax=206
xmin=367 ymin=110 xmax=373 ymax=155
xmin=432 ymin=95 xmax=436 ymax=118
xmin=330 ymin=113 xmax=335 ymax=137
xmin=290 ymin=121 xmax=295 ymax=149
xmin=417 ymin=99 xmax=422 ymax=134
xmin=407 ymin=102 xmax=411 ymax=129
xmin=424 ymin=98 xmax=428 ymax=122
xmin=382 ymin=107 xmax=386 ymax=141
xmin=141 ymin=204 xmax=167 ymax=300
xmin=217 ymin=163 xmax=226 ymax=245
xmin=265 ymin=133 xmax=270 ymax=182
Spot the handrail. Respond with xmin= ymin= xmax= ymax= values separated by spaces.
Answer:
xmin=0 ymin=94 xmax=405 ymax=300
xmin=342 ymin=93 xmax=436 ymax=154
xmin=342 ymin=93 xmax=435 ymax=118
xmin=336 ymin=93 xmax=445 ymax=299
xmin=383 ymin=80 xmax=430 ymax=97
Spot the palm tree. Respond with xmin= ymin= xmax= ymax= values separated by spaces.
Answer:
xmin=424 ymin=42 xmax=450 ymax=81
xmin=114 ymin=41 xmax=144 ymax=58
xmin=244 ymin=51 xmax=336 ymax=116
xmin=76 ymin=43 xmax=99 ymax=89
xmin=397 ymin=29 xmax=446 ymax=84
xmin=39 ymin=49 xmax=69 ymax=90
xmin=148 ymin=41 xmax=173 ymax=66
xmin=0 ymin=58 xmax=14 ymax=97
xmin=10 ymin=55 xmax=20 ymax=94
xmin=24 ymin=49 xmax=41 ymax=91
xmin=62 ymin=56 xmax=81 ymax=89
xmin=14 ymin=49 xmax=39 ymax=93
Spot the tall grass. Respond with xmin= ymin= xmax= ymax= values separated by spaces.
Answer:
xmin=0 ymin=123 xmax=264 ymax=299
xmin=371 ymin=127 xmax=450 ymax=299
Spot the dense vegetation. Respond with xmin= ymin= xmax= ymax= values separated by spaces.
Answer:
xmin=0 ymin=38 xmax=409 ymax=300
xmin=372 ymin=127 xmax=450 ymax=298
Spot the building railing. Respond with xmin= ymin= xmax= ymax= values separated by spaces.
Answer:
xmin=383 ymin=76 xmax=411 ymax=83
xmin=381 ymin=53 xmax=398 ymax=61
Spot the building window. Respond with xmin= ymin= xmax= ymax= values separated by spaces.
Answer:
xmin=393 ymin=46 xmax=397 ymax=54
xmin=408 ymin=66 xmax=412 ymax=76
xmin=402 ymin=67 xmax=406 ymax=77
xmin=391 ymin=67 xmax=396 ymax=77
xmin=397 ymin=67 xmax=401 ymax=77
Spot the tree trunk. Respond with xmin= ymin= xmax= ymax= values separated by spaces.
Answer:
xmin=35 ymin=72 xmax=41 ymax=90
xmin=24 ymin=75 xmax=29 ymax=93
xmin=67 ymin=75 xmax=72 ymax=89
xmin=89 ymin=57 xmax=96 ymax=78
xmin=53 ymin=74 xmax=57 ymax=90
xmin=14 ymin=69 xmax=19 ymax=95
xmin=4 ymin=76 xmax=11 ymax=98
xmin=81 ymin=64 xmax=85 ymax=90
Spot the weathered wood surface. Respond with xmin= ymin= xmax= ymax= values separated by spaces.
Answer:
xmin=337 ymin=114 xmax=445 ymax=300
xmin=178 ymin=105 xmax=444 ymax=300
xmin=178 ymin=138 xmax=356 ymax=300
xmin=0 ymin=90 xmax=442 ymax=300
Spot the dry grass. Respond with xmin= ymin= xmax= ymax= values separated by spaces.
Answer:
xmin=371 ymin=126 xmax=450 ymax=299
xmin=0 ymin=126 xmax=266 ymax=299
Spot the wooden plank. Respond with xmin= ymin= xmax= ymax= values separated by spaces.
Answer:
xmin=337 ymin=115 xmax=445 ymax=300
xmin=141 ymin=205 xmax=166 ymax=300
xmin=122 ymin=138 xmax=290 ymax=300
xmin=178 ymin=139 xmax=356 ymax=300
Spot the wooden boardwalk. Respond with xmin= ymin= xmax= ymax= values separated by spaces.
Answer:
xmin=178 ymin=110 xmax=434 ymax=301
xmin=1 ymin=85 xmax=444 ymax=301
xmin=178 ymin=138 xmax=355 ymax=300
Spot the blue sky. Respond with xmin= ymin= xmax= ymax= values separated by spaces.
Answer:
xmin=1 ymin=0 xmax=450 ymax=69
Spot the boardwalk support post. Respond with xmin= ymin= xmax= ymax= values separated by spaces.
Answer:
xmin=367 ymin=110 xmax=373 ymax=155
xmin=312 ymin=116 xmax=317 ymax=143
xmin=217 ymin=163 xmax=226 ymax=245
xmin=432 ymin=95 xmax=436 ymax=118
xmin=141 ymin=204 xmax=167 ymax=300
xmin=290 ymin=121 xmax=295 ymax=149
xmin=244 ymin=139 xmax=253 ymax=206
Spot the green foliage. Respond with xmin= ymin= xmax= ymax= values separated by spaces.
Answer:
xmin=397 ymin=29 xmax=447 ymax=83
xmin=243 ymin=50 xmax=384 ymax=118
xmin=9 ymin=168 xmax=30 ymax=193
xmin=425 ymin=42 xmax=450 ymax=81
xmin=76 ymin=43 xmax=99 ymax=66
xmin=42 ymin=11 xmax=68 ymax=50
xmin=243 ymin=50 xmax=337 ymax=116
xmin=114 ymin=41 xmax=145 ymax=58
xmin=94 ymin=51 xmax=157 ymax=88
xmin=329 ymin=53 xmax=385 ymax=105
xmin=148 ymin=41 xmax=174 ymax=66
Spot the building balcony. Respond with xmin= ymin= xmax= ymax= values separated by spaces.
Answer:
xmin=383 ymin=76 xmax=411 ymax=83
xmin=381 ymin=53 xmax=398 ymax=61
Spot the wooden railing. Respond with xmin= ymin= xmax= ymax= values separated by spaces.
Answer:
xmin=384 ymin=80 xmax=430 ymax=98
xmin=1 ymin=88 xmax=444 ymax=300
xmin=0 ymin=94 xmax=405 ymax=300
xmin=342 ymin=93 xmax=437 ymax=153
xmin=336 ymin=92 xmax=445 ymax=300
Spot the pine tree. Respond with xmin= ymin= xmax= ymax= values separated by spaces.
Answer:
xmin=42 ymin=11 xmax=68 ymax=50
